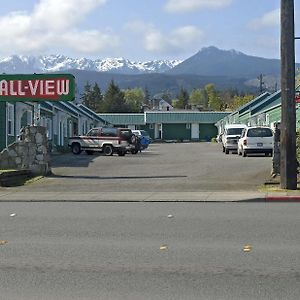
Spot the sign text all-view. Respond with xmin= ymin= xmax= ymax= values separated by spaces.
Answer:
xmin=0 ymin=74 xmax=75 ymax=102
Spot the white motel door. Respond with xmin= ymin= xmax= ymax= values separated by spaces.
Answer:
xmin=191 ymin=123 xmax=199 ymax=139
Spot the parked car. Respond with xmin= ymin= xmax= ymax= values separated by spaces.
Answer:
xmin=222 ymin=124 xmax=248 ymax=154
xmin=132 ymin=130 xmax=151 ymax=150
xmin=68 ymin=127 xmax=137 ymax=156
xmin=237 ymin=126 xmax=273 ymax=157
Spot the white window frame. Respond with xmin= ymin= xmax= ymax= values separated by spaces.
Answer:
xmin=265 ymin=114 xmax=270 ymax=126
xmin=69 ymin=120 xmax=72 ymax=137
xmin=7 ymin=103 xmax=15 ymax=136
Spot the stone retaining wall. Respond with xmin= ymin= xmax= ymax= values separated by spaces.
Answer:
xmin=0 ymin=126 xmax=51 ymax=175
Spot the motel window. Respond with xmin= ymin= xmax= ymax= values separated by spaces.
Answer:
xmin=7 ymin=103 xmax=15 ymax=136
xmin=69 ymin=120 xmax=72 ymax=137
xmin=27 ymin=111 xmax=33 ymax=125
xmin=46 ymin=119 xmax=52 ymax=139
xmin=64 ymin=122 xmax=67 ymax=137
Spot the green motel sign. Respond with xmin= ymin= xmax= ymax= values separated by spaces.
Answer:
xmin=0 ymin=73 xmax=75 ymax=102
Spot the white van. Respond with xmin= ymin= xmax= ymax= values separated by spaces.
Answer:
xmin=222 ymin=124 xmax=248 ymax=154
xmin=237 ymin=126 xmax=273 ymax=157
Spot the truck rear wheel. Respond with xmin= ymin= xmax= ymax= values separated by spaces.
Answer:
xmin=71 ymin=143 xmax=81 ymax=155
xmin=103 ymin=145 xmax=113 ymax=156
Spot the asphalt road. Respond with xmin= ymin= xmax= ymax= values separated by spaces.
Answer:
xmin=0 ymin=202 xmax=300 ymax=300
xmin=11 ymin=142 xmax=272 ymax=193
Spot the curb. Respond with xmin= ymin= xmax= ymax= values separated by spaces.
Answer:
xmin=0 ymin=170 xmax=32 ymax=187
xmin=265 ymin=196 xmax=300 ymax=202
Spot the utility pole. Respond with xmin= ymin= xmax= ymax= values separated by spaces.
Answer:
xmin=258 ymin=74 xmax=264 ymax=93
xmin=280 ymin=0 xmax=297 ymax=189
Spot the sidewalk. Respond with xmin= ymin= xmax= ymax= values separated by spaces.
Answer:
xmin=0 ymin=190 xmax=298 ymax=202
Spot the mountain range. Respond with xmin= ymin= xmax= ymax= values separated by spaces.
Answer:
xmin=0 ymin=55 xmax=181 ymax=74
xmin=0 ymin=46 xmax=295 ymax=96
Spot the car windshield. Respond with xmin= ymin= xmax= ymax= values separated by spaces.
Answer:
xmin=226 ymin=128 xmax=244 ymax=135
xmin=247 ymin=128 xmax=273 ymax=137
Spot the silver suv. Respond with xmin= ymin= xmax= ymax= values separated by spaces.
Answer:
xmin=222 ymin=124 xmax=247 ymax=154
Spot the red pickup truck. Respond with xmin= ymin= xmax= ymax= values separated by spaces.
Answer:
xmin=68 ymin=127 xmax=137 ymax=156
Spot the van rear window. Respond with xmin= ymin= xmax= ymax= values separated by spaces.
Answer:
xmin=247 ymin=128 xmax=273 ymax=137
xmin=226 ymin=128 xmax=244 ymax=135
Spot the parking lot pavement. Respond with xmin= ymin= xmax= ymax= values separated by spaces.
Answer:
xmin=0 ymin=143 xmax=272 ymax=200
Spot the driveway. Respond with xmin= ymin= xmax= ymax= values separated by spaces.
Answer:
xmin=8 ymin=143 xmax=272 ymax=193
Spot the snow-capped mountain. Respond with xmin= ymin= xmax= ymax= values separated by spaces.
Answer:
xmin=0 ymin=54 xmax=182 ymax=74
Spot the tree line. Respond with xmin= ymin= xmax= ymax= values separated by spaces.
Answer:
xmin=80 ymin=80 xmax=255 ymax=113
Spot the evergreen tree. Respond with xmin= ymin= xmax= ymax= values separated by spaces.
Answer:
xmin=92 ymin=83 xmax=104 ymax=112
xmin=174 ymin=87 xmax=189 ymax=109
xmin=103 ymin=80 xmax=129 ymax=113
xmin=143 ymin=86 xmax=151 ymax=105
xmin=80 ymin=82 xmax=93 ymax=109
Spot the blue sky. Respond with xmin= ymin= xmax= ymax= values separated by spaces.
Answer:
xmin=0 ymin=0 xmax=299 ymax=61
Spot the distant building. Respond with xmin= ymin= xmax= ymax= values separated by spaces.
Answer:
xmin=98 ymin=111 xmax=229 ymax=141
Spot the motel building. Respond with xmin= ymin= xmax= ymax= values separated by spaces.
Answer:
xmin=0 ymin=74 xmax=105 ymax=152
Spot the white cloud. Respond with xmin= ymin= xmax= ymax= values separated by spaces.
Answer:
xmin=248 ymin=8 xmax=280 ymax=30
xmin=145 ymin=26 xmax=203 ymax=54
xmin=125 ymin=20 xmax=203 ymax=54
xmin=0 ymin=0 xmax=120 ymax=56
xmin=165 ymin=0 xmax=233 ymax=13
xmin=61 ymin=30 xmax=120 ymax=54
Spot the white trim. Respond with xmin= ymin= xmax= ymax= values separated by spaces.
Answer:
xmin=7 ymin=103 xmax=15 ymax=136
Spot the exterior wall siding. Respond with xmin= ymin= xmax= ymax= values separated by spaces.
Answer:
xmin=162 ymin=123 xmax=190 ymax=140
xmin=268 ymin=107 xmax=281 ymax=124
xmin=238 ymin=112 xmax=251 ymax=125
xmin=199 ymin=124 xmax=218 ymax=141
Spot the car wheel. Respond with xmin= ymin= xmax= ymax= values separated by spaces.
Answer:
xmin=131 ymin=149 xmax=139 ymax=154
xmin=225 ymin=148 xmax=229 ymax=154
xmin=86 ymin=150 xmax=94 ymax=155
xmin=127 ymin=133 xmax=137 ymax=145
xmin=103 ymin=145 xmax=113 ymax=156
xmin=71 ymin=143 xmax=81 ymax=155
xmin=242 ymin=149 xmax=247 ymax=157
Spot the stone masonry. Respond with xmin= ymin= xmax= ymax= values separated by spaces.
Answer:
xmin=0 ymin=126 xmax=51 ymax=176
